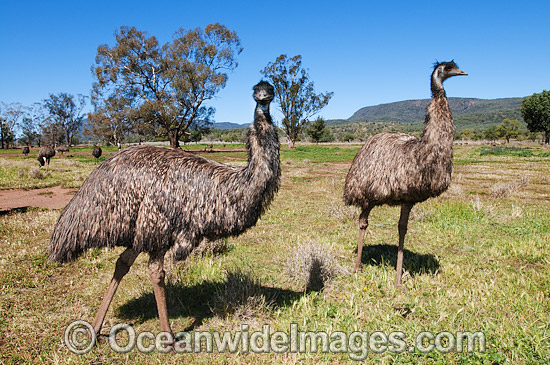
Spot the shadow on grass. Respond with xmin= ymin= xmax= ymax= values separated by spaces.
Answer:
xmin=359 ymin=244 xmax=440 ymax=276
xmin=0 ymin=206 xmax=29 ymax=216
xmin=116 ymin=280 xmax=303 ymax=331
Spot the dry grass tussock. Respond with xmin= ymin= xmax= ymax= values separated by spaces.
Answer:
xmin=410 ymin=204 xmax=432 ymax=222
xmin=469 ymin=195 xmax=496 ymax=217
xmin=285 ymin=241 xmax=348 ymax=291
xmin=29 ymin=167 xmax=45 ymax=179
xmin=489 ymin=176 xmax=529 ymax=198
xmin=326 ymin=203 xmax=358 ymax=223
xmin=446 ymin=183 xmax=464 ymax=197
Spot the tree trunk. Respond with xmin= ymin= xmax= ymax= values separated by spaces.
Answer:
xmin=545 ymin=130 xmax=550 ymax=146
xmin=288 ymin=138 xmax=295 ymax=149
xmin=168 ymin=131 xmax=180 ymax=149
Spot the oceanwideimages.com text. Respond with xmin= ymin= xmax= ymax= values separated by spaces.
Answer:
xmin=65 ymin=320 xmax=486 ymax=360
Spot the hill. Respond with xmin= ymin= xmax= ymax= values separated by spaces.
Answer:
xmin=347 ymin=97 xmax=524 ymax=129
xmin=211 ymin=121 xmax=249 ymax=129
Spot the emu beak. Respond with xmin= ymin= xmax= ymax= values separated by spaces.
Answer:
xmin=453 ymin=69 xmax=468 ymax=76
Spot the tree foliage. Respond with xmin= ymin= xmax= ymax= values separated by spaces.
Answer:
xmin=521 ymin=90 xmax=550 ymax=145
xmin=307 ymin=117 xmax=333 ymax=143
xmin=43 ymin=93 xmax=87 ymax=146
xmin=19 ymin=117 xmax=38 ymax=146
xmin=0 ymin=103 xmax=24 ymax=149
xmin=92 ymin=24 xmax=242 ymax=148
xmin=495 ymin=118 xmax=520 ymax=143
xmin=484 ymin=125 xmax=499 ymax=141
xmin=87 ymin=94 xmax=135 ymax=145
xmin=260 ymin=54 xmax=333 ymax=148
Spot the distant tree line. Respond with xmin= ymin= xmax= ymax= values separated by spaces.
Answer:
xmin=202 ymin=116 xmax=545 ymax=145
xmin=0 ymin=93 xmax=88 ymax=149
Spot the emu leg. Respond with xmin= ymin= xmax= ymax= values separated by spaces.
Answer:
xmin=92 ymin=247 xmax=139 ymax=335
xmin=355 ymin=206 xmax=372 ymax=272
xmin=148 ymin=250 xmax=172 ymax=335
xmin=395 ymin=204 xmax=414 ymax=287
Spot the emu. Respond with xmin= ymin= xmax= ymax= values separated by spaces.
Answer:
xmin=22 ymin=146 xmax=30 ymax=156
xmin=37 ymin=146 xmax=55 ymax=168
xmin=56 ymin=145 xmax=69 ymax=155
xmin=344 ymin=61 xmax=467 ymax=287
xmin=49 ymin=81 xmax=280 ymax=339
xmin=92 ymin=145 xmax=102 ymax=161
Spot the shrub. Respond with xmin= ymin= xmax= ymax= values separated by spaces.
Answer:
xmin=29 ymin=167 xmax=44 ymax=179
xmin=285 ymin=242 xmax=346 ymax=291
xmin=489 ymin=177 xmax=529 ymax=198
xmin=327 ymin=204 xmax=358 ymax=223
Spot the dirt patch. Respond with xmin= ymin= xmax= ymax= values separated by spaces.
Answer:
xmin=0 ymin=185 xmax=77 ymax=213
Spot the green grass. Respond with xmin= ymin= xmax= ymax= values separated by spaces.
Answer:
xmin=281 ymin=145 xmax=360 ymax=163
xmin=478 ymin=146 xmax=550 ymax=158
xmin=1 ymin=142 xmax=550 ymax=363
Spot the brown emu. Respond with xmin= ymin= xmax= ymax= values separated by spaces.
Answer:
xmin=92 ymin=145 xmax=102 ymax=161
xmin=22 ymin=146 xmax=30 ymax=156
xmin=344 ymin=61 xmax=467 ymax=287
xmin=49 ymin=81 xmax=280 ymax=339
xmin=56 ymin=145 xmax=69 ymax=155
xmin=37 ymin=146 xmax=55 ymax=168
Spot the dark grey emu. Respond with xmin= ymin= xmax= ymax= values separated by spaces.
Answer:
xmin=344 ymin=61 xmax=467 ymax=287
xmin=49 ymin=81 xmax=280 ymax=338
xmin=22 ymin=146 xmax=30 ymax=156
xmin=56 ymin=145 xmax=69 ymax=155
xmin=92 ymin=145 xmax=102 ymax=161
xmin=37 ymin=146 xmax=56 ymax=168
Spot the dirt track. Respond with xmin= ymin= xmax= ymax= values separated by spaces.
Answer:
xmin=0 ymin=186 xmax=76 ymax=213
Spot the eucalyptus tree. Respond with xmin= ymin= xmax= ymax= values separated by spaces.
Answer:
xmin=43 ymin=93 xmax=87 ymax=146
xmin=260 ymin=54 xmax=333 ymax=148
xmin=87 ymin=93 xmax=135 ymax=146
xmin=92 ymin=23 xmax=242 ymax=148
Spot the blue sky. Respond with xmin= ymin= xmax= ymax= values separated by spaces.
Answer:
xmin=1 ymin=0 xmax=549 ymax=125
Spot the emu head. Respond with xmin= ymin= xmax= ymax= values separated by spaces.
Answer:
xmin=253 ymin=81 xmax=275 ymax=106
xmin=38 ymin=156 xmax=46 ymax=167
xmin=433 ymin=60 xmax=468 ymax=82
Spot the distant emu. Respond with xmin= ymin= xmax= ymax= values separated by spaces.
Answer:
xmin=37 ymin=146 xmax=55 ymax=168
xmin=92 ymin=145 xmax=102 ymax=161
xmin=49 ymin=81 xmax=280 ymax=339
xmin=56 ymin=145 xmax=69 ymax=155
xmin=22 ymin=146 xmax=30 ymax=156
xmin=344 ymin=61 xmax=467 ymax=287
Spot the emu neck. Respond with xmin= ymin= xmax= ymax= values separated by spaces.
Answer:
xmin=431 ymin=72 xmax=446 ymax=99
xmin=421 ymin=78 xmax=455 ymax=152
xmin=242 ymin=103 xmax=280 ymax=196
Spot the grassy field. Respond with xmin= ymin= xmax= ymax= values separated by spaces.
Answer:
xmin=1 ymin=143 xmax=549 ymax=363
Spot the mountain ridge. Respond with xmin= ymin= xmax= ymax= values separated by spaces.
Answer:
xmin=347 ymin=97 xmax=524 ymax=124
